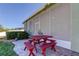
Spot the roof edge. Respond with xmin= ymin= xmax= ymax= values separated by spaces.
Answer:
xmin=23 ymin=3 xmax=56 ymax=24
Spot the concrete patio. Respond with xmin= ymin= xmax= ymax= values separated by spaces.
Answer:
xmin=12 ymin=40 xmax=79 ymax=56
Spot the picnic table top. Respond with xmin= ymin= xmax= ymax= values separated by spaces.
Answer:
xmin=31 ymin=35 xmax=53 ymax=40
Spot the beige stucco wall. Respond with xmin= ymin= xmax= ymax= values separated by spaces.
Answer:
xmin=71 ymin=3 xmax=79 ymax=52
xmin=24 ymin=3 xmax=71 ymax=42
xmin=24 ymin=19 xmax=34 ymax=34
xmin=50 ymin=4 xmax=71 ymax=41
xmin=24 ymin=22 xmax=27 ymax=31
xmin=38 ymin=8 xmax=50 ymax=35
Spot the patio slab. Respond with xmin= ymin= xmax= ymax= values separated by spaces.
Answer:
xmin=12 ymin=40 xmax=79 ymax=56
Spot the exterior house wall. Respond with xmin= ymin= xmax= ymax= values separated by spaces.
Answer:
xmin=24 ymin=21 xmax=29 ymax=31
xmin=71 ymin=4 xmax=79 ymax=52
xmin=50 ymin=4 xmax=71 ymax=41
xmin=24 ymin=22 xmax=27 ymax=31
xmin=39 ymin=8 xmax=50 ymax=35
xmin=24 ymin=3 xmax=71 ymax=49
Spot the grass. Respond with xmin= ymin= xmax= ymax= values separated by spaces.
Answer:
xmin=0 ymin=41 xmax=18 ymax=56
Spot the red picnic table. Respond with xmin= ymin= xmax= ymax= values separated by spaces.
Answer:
xmin=24 ymin=35 xmax=57 ymax=56
xmin=31 ymin=35 xmax=57 ymax=56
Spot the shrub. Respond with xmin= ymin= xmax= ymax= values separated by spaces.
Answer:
xmin=6 ymin=31 xmax=30 ymax=40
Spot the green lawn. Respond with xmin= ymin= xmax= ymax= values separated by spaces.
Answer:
xmin=0 ymin=41 xmax=18 ymax=56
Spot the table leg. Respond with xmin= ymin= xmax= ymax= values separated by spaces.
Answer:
xmin=35 ymin=45 xmax=37 ymax=53
xmin=29 ymin=49 xmax=35 ymax=56
xmin=24 ymin=47 xmax=26 ymax=51
xmin=34 ymin=43 xmax=38 ymax=53
xmin=51 ymin=43 xmax=56 ymax=52
xmin=41 ymin=48 xmax=46 ymax=56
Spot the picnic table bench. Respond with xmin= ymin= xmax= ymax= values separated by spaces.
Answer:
xmin=24 ymin=41 xmax=35 ymax=56
xmin=40 ymin=40 xmax=56 ymax=56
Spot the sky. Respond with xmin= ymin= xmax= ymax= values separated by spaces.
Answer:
xmin=0 ymin=3 xmax=45 ymax=29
